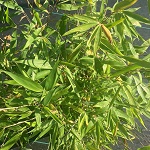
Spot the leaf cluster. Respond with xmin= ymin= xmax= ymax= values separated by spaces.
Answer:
xmin=0 ymin=0 xmax=150 ymax=149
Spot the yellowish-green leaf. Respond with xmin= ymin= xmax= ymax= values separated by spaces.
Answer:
xmin=124 ymin=11 xmax=150 ymax=25
xmin=106 ymin=18 xmax=125 ymax=29
xmin=94 ymin=26 xmax=101 ymax=55
xmin=72 ymin=14 xmax=97 ymax=23
xmin=15 ymin=59 xmax=52 ymax=69
xmin=114 ymin=0 xmax=137 ymax=11
xmin=123 ymin=85 xmax=136 ymax=106
xmin=87 ymin=25 xmax=99 ymax=47
xmin=1 ymin=70 xmax=43 ymax=92
xmin=63 ymin=23 xmax=97 ymax=36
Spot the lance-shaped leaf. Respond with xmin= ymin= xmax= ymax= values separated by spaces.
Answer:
xmin=94 ymin=26 xmax=101 ymax=55
xmin=45 ymin=61 xmax=59 ymax=91
xmin=35 ymin=108 xmax=41 ymax=128
xmin=87 ymin=25 xmax=99 ymax=47
xmin=35 ymin=120 xmax=53 ymax=141
xmin=123 ymin=85 xmax=136 ymax=106
xmin=57 ymin=3 xmax=81 ymax=11
xmin=114 ymin=0 xmax=137 ymax=12
xmin=124 ymin=11 xmax=150 ymax=25
xmin=71 ymin=14 xmax=97 ymax=23
xmin=43 ymin=89 xmax=55 ymax=106
xmin=15 ymin=59 xmax=52 ymax=69
xmin=44 ymin=107 xmax=63 ymax=124
xmin=1 ymin=132 xmax=22 ymax=150
xmin=69 ymin=42 xmax=83 ymax=63
xmin=111 ymin=65 xmax=141 ymax=78
xmin=63 ymin=23 xmax=97 ymax=36
xmin=122 ymin=56 xmax=150 ymax=68
xmin=106 ymin=18 xmax=125 ymax=29
xmin=1 ymin=70 xmax=43 ymax=92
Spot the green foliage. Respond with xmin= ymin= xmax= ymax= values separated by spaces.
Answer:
xmin=0 ymin=0 xmax=150 ymax=149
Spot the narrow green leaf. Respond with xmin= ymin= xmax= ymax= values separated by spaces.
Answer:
xmin=33 ymin=10 xmax=42 ymax=26
xmin=69 ymin=105 xmax=85 ymax=114
xmin=109 ymin=87 xmax=121 ymax=108
xmin=71 ymin=138 xmax=79 ymax=150
xmin=71 ymin=129 xmax=82 ymax=141
xmin=35 ymin=70 xmax=50 ymax=80
xmin=43 ymin=89 xmax=55 ymax=106
xmin=51 ymin=125 xmax=58 ymax=149
xmin=87 ymin=25 xmax=99 ymax=47
xmin=69 ymin=42 xmax=83 ymax=63
xmin=72 ymin=14 xmax=97 ymax=23
xmin=60 ymin=61 xmax=76 ymax=68
xmin=94 ymin=57 xmax=103 ymax=74
xmin=23 ymin=35 xmax=35 ymax=50
xmin=85 ymin=121 xmax=95 ymax=134
xmin=45 ymin=61 xmax=58 ymax=91
xmin=124 ymin=11 xmax=150 ymax=25
xmin=123 ymin=86 xmax=136 ymax=106
xmin=35 ymin=108 xmax=41 ymax=128
xmin=114 ymin=108 xmax=131 ymax=121
xmin=3 ymin=80 xmax=19 ymax=85
xmin=114 ymin=0 xmax=137 ymax=11
xmin=52 ymin=85 xmax=71 ymax=101
xmin=111 ymin=65 xmax=141 ymax=78
xmin=2 ymin=71 xmax=43 ymax=92
xmin=78 ymin=113 xmax=86 ymax=132
xmin=133 ymin=76 xmax=146 ymax=102
xmin=122 ymin=56 xmax=150 ymax=68
xmin=80 ymin=56 xmax=94 ymax=66
xmin=96 ymin=121 xmax=101 ymax=144
xmin=133 ymin=109 xmax=146 ymax=127
xmin=63 ymin=23 xmax=97 ymax=36
xmin=100 ymin=38 xmax=123 ymax=55
xmin=0 ymin=129 xmax=4 ymax=139
xmin=105 ymin=53 xmax=126 ymax=67
xmin=106 ymin=18 xmax=125 ymax=29
xmin=44 ymin=107 xmax=63 ymax=125
xmin=35 ymin=120 xmax=53 ymax=141
xmin=57 ymin=3 xmax=80 ymax=11
xmin=114 ymin=14 xmax=124 ymax=41
xmin=99 ymin=0 xmax=105 ymax=18
xmin=118 ymin=123 xmax=129 ymax=139
xmin=1 ymin=132 xmax=22 ymax=150
xmin=123 ymin=15 xmax=144 ymax=41
xmin=94 ymin=101 xmax=109 ymax=108
xmin=94 ymin=26 xmax=101 ymax=55
xmin=15 ymin=60 xmax=52 ymax=69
